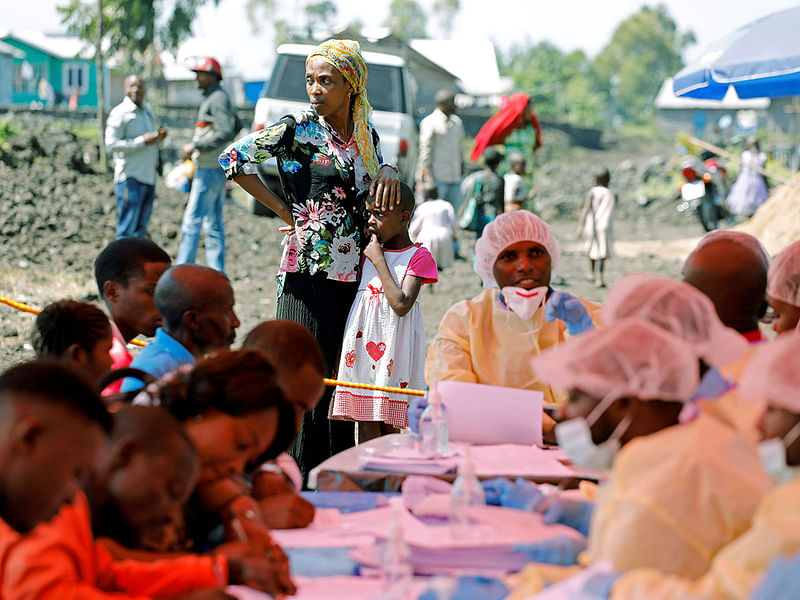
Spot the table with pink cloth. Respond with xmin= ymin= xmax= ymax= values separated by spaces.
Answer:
xmin=308 ymin=433 xmax=595 ymax=492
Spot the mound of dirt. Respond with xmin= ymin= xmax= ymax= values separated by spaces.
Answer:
xmin=736 ymin=174 xmax=800 ymax=256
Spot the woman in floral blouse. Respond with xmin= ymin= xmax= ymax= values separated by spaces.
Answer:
xmin=220 ymin=39 xmax=402 ymax=479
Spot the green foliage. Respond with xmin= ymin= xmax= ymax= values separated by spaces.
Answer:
xmin=72 ymin=121 xmax=100 ymax=141
xmin=592 ymin=4 xmax=694 ymax=124
xmin=0 ymin=118 xmax=21 ymax=144
xmin=245 ymin=0 xmax=337 ymax=44
xmin=499 ymin=42 xmax=605 ymax=126
xmin=432 ymin=0 xmax=460 ymax=37
xmin=499 ymin=4 xmax=693 ymax=127
xmin=57 ymin=0 xmax=219 ymax=71
xmin=385 ymin=0 xmax=428 ymax=41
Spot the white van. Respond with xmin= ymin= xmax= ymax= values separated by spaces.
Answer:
xmin=248 ymin=43 xmax=418 ymax=214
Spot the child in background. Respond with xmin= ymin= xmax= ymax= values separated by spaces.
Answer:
xmin=577 ymin=167 xmax=615 ymax=288
xmin=31 ymin=299 xmax=114 ymax=386
xmin=165 ymin=143 xmax=196 ymax=194
xmin=409 ymin=182 xmax=457 ymax=270
xmin=503 ymin=151 xmax=536 ymax=213
xmin=331 ymin=182 xmax=438 ymax=442
xmin=766 ymin=239 xmax=800 ymax=335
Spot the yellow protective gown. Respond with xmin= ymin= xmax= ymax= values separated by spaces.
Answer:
xmin=586 ymin=412 xmax=773 ymax=578
xmin=424 ymin=289 xmax=602 ymax=405
xmin=611 ymin=477 xmax=800 ymax=600
xmin=698 ymin=345 xmax=765 ymax=446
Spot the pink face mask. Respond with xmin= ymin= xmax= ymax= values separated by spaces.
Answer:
xmin=501 ymin=286 xmax=548 ymax=321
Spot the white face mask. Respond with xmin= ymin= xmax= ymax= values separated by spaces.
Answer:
xmin=501 ymin=286 xmax=548 ymax=321
xmin=554 ymin=395 xmax=633 ymax=472
xmin=759 ymin=420 xmax=800 ymax=483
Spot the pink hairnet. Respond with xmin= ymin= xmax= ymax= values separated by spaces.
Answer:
xmin=531 ymin=319 xmax=699 ymax=403
xmin=766 ymin=240 xmax=800 ymax=307
xmin=689 ymin=230 xmax=770 ymax=270
xmin=739 ymin=335 xmax=800 ymax=412
xmin=474 ymin=210 xmax=561 ymax=289
xmin=603 ymin=273 xmax=749 ymax=368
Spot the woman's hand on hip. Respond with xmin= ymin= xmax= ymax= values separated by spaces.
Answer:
xmin=370 ymin=166 xmax=402 ymax=211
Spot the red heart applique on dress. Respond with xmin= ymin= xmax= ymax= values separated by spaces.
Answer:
xmin=365 ymin=341 xmax=386 ymax=361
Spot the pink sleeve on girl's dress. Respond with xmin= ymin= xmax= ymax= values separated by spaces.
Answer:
xmin=407 ymin=246 xmax=438 ymax=284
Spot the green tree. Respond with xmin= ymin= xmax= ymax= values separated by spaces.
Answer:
xmin=432 ymin=0 xmax=460 ymax=38
xmin=384 ymin=0 xmax=427 ymax=41
xmin=245 ymin=0 xmax=337 ymax=44
xmin=592 ymin=4 xmax=694 ymax=123
xmin=58 ymin=0 xmax=214 ymax=70
xmin=499 ymin=41 xmax=605 ymax=126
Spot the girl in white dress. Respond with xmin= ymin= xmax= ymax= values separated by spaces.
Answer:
xmin=578 ymin=167 xmax=615 ymax=288
xmin=331 ymin=183 xmax=438 ymax=441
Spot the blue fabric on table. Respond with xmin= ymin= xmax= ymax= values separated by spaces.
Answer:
xmin=302 ymin=491 xmax=400 ymax=513
xmin=286 ymin=546 xmax=361 ymax=577
xmin=418 ymin=575 xmax=509 ymax=600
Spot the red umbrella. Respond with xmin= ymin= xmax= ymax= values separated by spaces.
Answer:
xmin=470 ymin=92 xmax=542 ymax=162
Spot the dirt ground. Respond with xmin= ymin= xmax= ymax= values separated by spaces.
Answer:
xmin=0 ymin=117 xmax=711 ymax=369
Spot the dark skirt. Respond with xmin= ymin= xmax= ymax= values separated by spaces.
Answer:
xmin=277 ymin=271 xmax=358 ymax=483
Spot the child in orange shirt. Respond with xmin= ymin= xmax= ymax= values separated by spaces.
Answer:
xmin=1 ymin=405 xmax=292 ymax=600
xmin=0 ymin=360 xmax=111 ymax=535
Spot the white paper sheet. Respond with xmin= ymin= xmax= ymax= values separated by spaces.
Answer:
xmin=349 ymin=504 xmax=586 ymax=573
xmin=438 ymin=381 xmax=543 ymax=446
xmin=227 ymin=576 xmax=425 ymax=600
xmin=357 ymin=442 xmax=460 ymax=474
xmin=270 ymin=508 xmax=378 ymax=548
xmin=468 ymin=444 xmax=575 ymax=478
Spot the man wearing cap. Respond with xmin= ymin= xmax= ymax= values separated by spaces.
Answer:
xmin=177 ymin=57 xmax=239 ymax=273
xmin=418 ymin=90 xmax=464 ymax=212
xmin=105 ymin=75 xmax=167 ymax=239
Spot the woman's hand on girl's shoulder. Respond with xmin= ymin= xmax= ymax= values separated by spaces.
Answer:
xmin=370 ymin=166 xmax=402 ymax=211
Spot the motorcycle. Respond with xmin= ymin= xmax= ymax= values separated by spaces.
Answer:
xmin=676 ymin=152 xmax=729 ymax=231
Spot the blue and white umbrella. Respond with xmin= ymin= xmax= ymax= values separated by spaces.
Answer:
xmin=673 ymin=6 xmax=800 ymax=99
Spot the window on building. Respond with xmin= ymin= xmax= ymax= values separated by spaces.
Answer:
xmin=13 ymin=61 xmax=42 ymax=94
xmin=63 ymin=62 xmax=89 ymax=95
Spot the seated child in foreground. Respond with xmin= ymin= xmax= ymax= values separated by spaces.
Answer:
xmin=32 ymin=299 xmax=113 ymax=386
xmin=0 ymin=360 xmax=111 ymax=541
xmin=1 ymin=405 xmax=289 ymax=600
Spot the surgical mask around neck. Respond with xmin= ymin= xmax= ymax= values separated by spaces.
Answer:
xmin=680 ymin=368 xmax=734 ymax=425
xmin=554 ymin=395 xmax=633 ymax=472
xmin=691 ymin=367 xmax=734 ymax=402
xmin=501 ymin=286 xmax=548 ymax=321
xmin=759 ymin=420 xmax=800 ymax=483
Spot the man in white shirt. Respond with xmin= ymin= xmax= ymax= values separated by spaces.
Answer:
xmin=105 ymin=75 xmax=167 ymax=239
xmin=418 ymin=90 xmax=464 ymax=212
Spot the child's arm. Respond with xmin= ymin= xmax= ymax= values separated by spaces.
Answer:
xmin=364 ymin=235 xmax=423 ymax=317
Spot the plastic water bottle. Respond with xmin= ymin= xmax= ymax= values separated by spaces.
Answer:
xmin=381 ymin=498 xmax=413 ymax=597
xmin=419 ymin=388 xmax=449 ymax=457
xmin=449 ymin=445 xmax=486 ymax=539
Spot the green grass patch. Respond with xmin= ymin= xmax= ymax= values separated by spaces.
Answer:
xmin=72 ymin=121 xmax=100 ymax=141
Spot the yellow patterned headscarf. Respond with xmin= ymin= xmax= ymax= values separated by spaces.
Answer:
xmin=306 ymin=39 xmax=379 ymax=179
